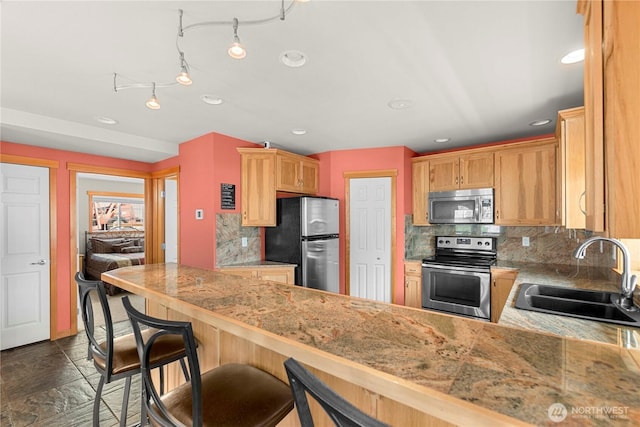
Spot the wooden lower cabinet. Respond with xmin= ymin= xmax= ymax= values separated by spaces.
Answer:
xmin=490 ymin=268 xmax=518 ymax=323
xmin=218 ymin=266 xmax=295 ymax=285
xmin=404 ymin=261 xmax=422 ymax=308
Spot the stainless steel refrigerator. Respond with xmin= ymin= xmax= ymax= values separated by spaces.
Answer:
xmin=265 ymin=197 xmax=339 ymax=293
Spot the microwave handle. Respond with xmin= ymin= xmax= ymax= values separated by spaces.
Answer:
xmin=474 ymin=199 xmax=480 ymax=222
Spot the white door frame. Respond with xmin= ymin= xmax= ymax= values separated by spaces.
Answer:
xmin=344 ymin=169 xmax=397 ymax=303
xmin=1 ymin=154 xmax=58 ymax=340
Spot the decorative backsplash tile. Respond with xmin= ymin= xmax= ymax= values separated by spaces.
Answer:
xmin=404 ymin=215 xmax=615 ymax=269
xmin=216 ymin=213 xmax=261 ymax=267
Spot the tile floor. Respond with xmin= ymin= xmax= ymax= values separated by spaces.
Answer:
xmin=1 ymin=293 xmax=145 ymax=427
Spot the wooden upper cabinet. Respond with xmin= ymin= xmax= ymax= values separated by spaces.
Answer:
xmin=276 ymin=152 xmax=319 ymax=194
xmin=411 ymin=158 xmax=429 ymax=225
xmin=239 ymin=150 xmax=276 ymax=226
xmin=578 ymin=0 xmax=606 ymax=233
xmin=601 ymin=0 xmax=640 ymax=238
xmin=429 ymin=152 xmax=493 ymax=192
xmin=494 ymin=138 xmax=558 ymax=225
xmin=238 ymin=148 xmax=319 ymax=226
xmin=557 ymin=107 xmax=586 ymax=229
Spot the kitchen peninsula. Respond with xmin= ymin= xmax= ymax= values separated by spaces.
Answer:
xmin=103 ymin=264 xmax=640 ymax=426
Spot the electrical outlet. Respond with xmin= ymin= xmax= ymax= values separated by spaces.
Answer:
xmin=241 ymin=237 xmax=248 ymax=247
xmin=522 ymin=236 xmax=530 ymax=247
xmin=195 ymin=209 xmax=204 ymax=220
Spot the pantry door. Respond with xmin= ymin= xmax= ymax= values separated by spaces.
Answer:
xmin=0 ymin=163 xmax=50 ymax=350
xmin=348 ymin=175 xmax=393 ymax=303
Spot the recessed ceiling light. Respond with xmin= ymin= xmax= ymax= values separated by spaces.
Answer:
xmin=200 ymin=95 xmax=223 ymax=105
xmin=280 ymin=50 xmax=307 ymax=68
xmin=561 ymin=48 xmax=585 ymax=64
xmin=95 ymin=116 xmax=118 ymax=125
xmin=291 ymin=129 xmax=307 ymax=135
xmin=434 ymin=138 xmax=450 ymax=143
xmin=529 ymin=119 xmax=552 ymax=126
xmin=387 ymin=99 xmax=414 ymax=109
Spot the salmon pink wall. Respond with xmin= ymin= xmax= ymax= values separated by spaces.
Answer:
xmin=0 ymin=141 xmax=152 ymax=337
xmin=314 ymin=146 xmax=417 ymax=305
xmin=178 ymin=133 xmax=259 ymax=269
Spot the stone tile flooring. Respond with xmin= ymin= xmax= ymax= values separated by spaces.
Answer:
xmin=1 ymin=299 xmax=144 ymax=426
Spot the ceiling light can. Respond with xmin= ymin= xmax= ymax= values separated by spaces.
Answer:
xmin=95 ymin=116 xmax=118 ymax=125
xmin=561 ymin=48 xmax=585 ymax=64
xmin=434 ymin=138 xmax=450 ymax=143
xmin=529 ymin=119 xmax=552 ymax=126
xmin=388 ymin=99 xmax=414 ymax=109
xmin=291 ymin=129 xmax=307 ymax=135
xmin=200 ymin=95 xmax=223 ymax=105
xmin=280 ymin=50 xmax=307 ymax=68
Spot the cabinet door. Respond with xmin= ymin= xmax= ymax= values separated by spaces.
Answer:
xmin=300 ymin=160 xmax=319 ymax=194
xmin=579 ymin=0 xmax=606 ymax=233
xmin=241 ymin=153 xmax=276 ymax=226
xmin=494 ymin=142 xmax=557 ymax=225
xmin=490 ymin=269 xmax=518 ymax=323
xmin=404 ymin=261 xmax=422 ymax=309
xmin=459 ymin=152 xmax=494 ymax=189
xmin=603 ymin=0 xmax=640 ymax=238
xmin=276 ymin=154 xmax=302 ymax=192
xmin=412 ymin=159 xmax=430 ymax=225
xmin=429 ymin=156 xmax=459 ymax=192
xmin=558 ymin=107 xmax=586 ymax=229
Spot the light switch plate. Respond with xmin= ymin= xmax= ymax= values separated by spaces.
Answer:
xmin=241 ymin=237 xmax=248 ymax=247
xmin=195 ymin=209 xmax=204 ymax=220
xmin=522 ymin=236 xmax=530 ymax=247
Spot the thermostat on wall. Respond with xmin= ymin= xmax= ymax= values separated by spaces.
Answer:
xmin=195 ymin=209 xmax=204 ymax=220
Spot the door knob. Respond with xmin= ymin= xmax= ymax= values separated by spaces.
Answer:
xmin=30 ymin=259 xmax=47 ymax=265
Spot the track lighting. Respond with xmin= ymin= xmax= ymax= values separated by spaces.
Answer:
xmin=176 ymin=52 xmax=192 ymax=85
xmin=146 ymin=83 xmax=160 ymax=110
xmin=228 ymin=18 xmax=246 ymax=59
xmin=113 ymin=1 xmax=303 ymax=109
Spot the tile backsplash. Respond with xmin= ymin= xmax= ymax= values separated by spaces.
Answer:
xmin=216 ymin=213 xmax=261 ymax=267
xmin=404 ymin=215 xmax=615 ymax=269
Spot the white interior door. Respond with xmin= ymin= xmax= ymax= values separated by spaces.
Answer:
xmin=1 ymin=163 xmax=50 ymax=350
xmin=349 ymin=177 xmax=391 ymax=302
xmin=164 ymin=178 xmax=178 ymax=263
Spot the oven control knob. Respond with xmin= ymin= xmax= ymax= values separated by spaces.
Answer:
xmin=477 ymin=242 xmax=483 ymax=246
xmin=445 ymin=240 xmax=450 ymax=244
xmin=485 ymin=242 xmax=490 ymax=246
xmin=438 ymin=239 xmax=444 ymax=244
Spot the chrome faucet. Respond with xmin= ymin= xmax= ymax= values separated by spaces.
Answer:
xmin=573 ymin=237 xmax=638 ymax=310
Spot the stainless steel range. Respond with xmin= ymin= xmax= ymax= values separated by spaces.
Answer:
xmin=422 ymin=236 xmax=497 ymax=321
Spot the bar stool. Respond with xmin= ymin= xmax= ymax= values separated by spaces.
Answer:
xmin=122 ymin=295 xmax=294 ymax=427
xmin=284 ymin=357 xmax=390 ymax=427
xmin=76 ymin=272 xmax=190 ymax=427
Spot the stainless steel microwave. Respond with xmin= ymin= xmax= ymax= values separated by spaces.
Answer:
xmin=428 ymin=188 xmax=494 ymax=224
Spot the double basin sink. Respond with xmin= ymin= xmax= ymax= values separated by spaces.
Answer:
xmin=515 ymin=283 xmax=640 ymax=327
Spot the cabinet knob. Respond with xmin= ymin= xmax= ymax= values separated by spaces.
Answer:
xmin=460 ymin=176 xmax=464 ymax=185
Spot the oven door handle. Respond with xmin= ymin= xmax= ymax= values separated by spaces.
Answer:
xmin=422 ymin=263 xmax=490 ymax=274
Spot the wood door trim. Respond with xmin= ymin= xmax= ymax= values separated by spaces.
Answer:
xmin=343 ymin=170 xmax=397 ymax=303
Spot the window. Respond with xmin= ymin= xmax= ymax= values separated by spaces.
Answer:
xmin=89 ymin=192 xmax=144 ymax=231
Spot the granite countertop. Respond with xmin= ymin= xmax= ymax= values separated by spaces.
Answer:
xmin=496 ymin=262 xmax=640 ymax=348
xmin=217 ymin=260 xmax=297 ymax=269
xmin=103 ymin=263 xmax=640 ymax=426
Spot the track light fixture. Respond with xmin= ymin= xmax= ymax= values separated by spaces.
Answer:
xmin=113 ymin=1 xmax=303 ymax=110
xmin=228 ymin=18 xmax=247 ymax=59
xmin=176 ymin=52 xmax=192 ymax=85
xmin=145 ymin=83 xmax=160 ymax=110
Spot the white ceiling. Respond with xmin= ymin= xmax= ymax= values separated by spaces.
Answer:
xmin=1 ymin=1 xmax=584 ymax=163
